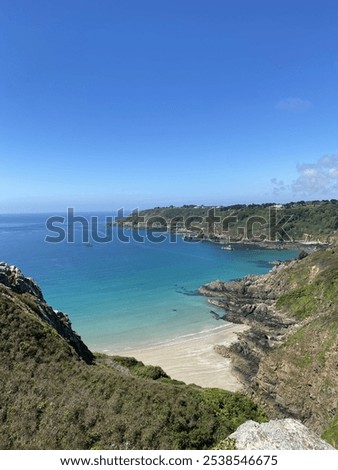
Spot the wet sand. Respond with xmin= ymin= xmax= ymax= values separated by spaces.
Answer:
xmin=112 ymin=323 xmax=249 ymax=391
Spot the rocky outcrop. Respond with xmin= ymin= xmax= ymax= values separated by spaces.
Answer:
xmin=0 ymin=262 xmax=44 ymax=300
xmin=229 ymin=419 xmax=334 ymax=450
xmin=199 ymin=262 xmax=298 ymax=385
xmin=199 ymin=249 xmax=338 ymax=442
xmin=0 ymin=262 xmax=93 ymax=364
xmin=199 ymin=263 xmax=296 ymax=328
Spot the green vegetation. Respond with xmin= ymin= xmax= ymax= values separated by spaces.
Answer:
xmin=277 ymin=248 xmax=338 ymax=320
xmin=322 ymin=413 xmax=338 ymax=449
xmin=213 ymin=437 xmax=237 ymax=450
xmin=0 ymin=283 xmax=266 ymax=450
xmin=201 ymin=389 xmax=267 ymax=435
xmin=298 ymin=351 xmax=313 ymax=368
xmin=277 ymin=284 xmax=318 ymax=320
xmin=126 ymin=199 xmax=338 ymax=241
xmin=108 ymin=355 xmax=171 ymax=381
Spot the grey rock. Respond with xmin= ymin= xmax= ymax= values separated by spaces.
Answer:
xmin=229 ymin=418 xmax=334 ymax=450
xmin=0 ymin=262 xmax=44 ymax=300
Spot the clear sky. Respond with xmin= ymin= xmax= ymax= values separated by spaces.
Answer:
xmin=1 ymin=0 xmax=338 ymax=212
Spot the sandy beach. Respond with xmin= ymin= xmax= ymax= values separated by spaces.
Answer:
xmin=110 ymin=322 xmax=249 ymax=391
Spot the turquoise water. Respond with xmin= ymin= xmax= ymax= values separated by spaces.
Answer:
xmin=0 ymin=213 xmax=298 ymax=352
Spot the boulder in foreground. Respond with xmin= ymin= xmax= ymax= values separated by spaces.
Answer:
xmin=229 ymin=418 xmax=334 ymax=450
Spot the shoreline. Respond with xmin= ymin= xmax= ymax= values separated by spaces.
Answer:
xmin=110 ymin=223 xmax=328 ymax=251
xmin=105 ymin=322 xmax=249 ymax=391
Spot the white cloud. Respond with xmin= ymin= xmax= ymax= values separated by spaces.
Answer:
xmin=275 ymin=97 xmax=312 ymax=112
xmin=303 ymin=168 xmax=317 ymax=177
xmin=329 ymin=167 xmax=338 ymax=178
xmin=270 ymin=155 xmax=338 ymax=199
xmin=292 ymin=155 xmax=338 ymax=195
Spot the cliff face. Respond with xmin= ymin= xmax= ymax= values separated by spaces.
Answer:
xmin=0 ymin=262 xmax=93 ymax=363
xmin=200 ymin=248 xmax=338 ymax=446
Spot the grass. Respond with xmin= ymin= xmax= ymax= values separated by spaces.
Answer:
xmin=298 ymin=351 xmax=313 ymax=368
xmin=276 ymin=284 xmax=318 ymax=320
xmin=322 ymin=413 xmax=338 ymax=449
xmin=276 ymin=248 xmax=338 ymax=321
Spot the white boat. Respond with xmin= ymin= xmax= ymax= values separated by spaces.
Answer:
xmin=221 ymin=245 xmax=233 ymax=251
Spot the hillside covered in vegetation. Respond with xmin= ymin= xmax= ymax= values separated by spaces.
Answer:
xmin=120 ymin=199 xmax=338 ymax=243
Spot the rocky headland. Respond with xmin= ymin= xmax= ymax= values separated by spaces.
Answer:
xmin=199 ymin=261 xmax=298 ymax=384
xmin=199 ymin=248 xmax=338 ymax=443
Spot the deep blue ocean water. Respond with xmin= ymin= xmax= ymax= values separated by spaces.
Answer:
xmin=0 ymin=213 xmax=298 ymax=352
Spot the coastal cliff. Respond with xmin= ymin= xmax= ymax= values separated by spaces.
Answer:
xmin=0 ymin=262 xmax=93 ymax=363
xmin=200 ymin=248 xmax=338 ymax=446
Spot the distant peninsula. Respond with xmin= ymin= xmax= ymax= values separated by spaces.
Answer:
xmin=114 ymin=199 xmax=338 ymax=247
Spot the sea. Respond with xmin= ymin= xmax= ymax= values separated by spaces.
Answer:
xmin=0 ymin=212 xmax=298 ymax=353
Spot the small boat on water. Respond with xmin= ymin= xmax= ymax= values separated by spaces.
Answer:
xmin=221 ymin=245 xmax=233 ymax=250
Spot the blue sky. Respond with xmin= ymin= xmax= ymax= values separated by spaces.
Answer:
xmin=1 ymin=0 xmax=338 ymax=212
